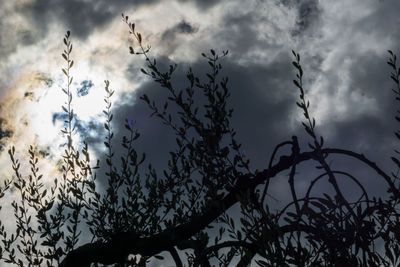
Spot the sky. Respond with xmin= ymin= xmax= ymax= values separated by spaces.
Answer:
xmin=1 ymin=0 xmax=400 ymax=263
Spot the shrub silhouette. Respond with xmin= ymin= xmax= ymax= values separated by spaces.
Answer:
xmin=0 ymin=16 xmax=400 ymax=266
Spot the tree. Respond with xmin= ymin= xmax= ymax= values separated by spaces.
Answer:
xmin=0 ymin=16 xmax=400 ymax=266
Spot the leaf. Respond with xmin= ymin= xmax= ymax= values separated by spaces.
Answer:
xmin=154 ymin=255 xmax=164 ymax=260
xmin=293 ymin=79 xmax=301 ymax=88
xmin=310 ymin=201 xmax=326 ymax=211
xmin=141 ymin=94 xmax=149 ymax=103
xmin=388 ymin=61 xmax=395 ymax=68
xmin=256 ymin=260 xmax=269 ymax=267
xmin=391 ymin=157 xmax=400 ymax=168
xmin=296 ymin=101 xmax=303 ymax=108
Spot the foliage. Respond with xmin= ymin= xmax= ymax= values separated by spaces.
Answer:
xmin=0 ymin=17 xmax=400 ymax=266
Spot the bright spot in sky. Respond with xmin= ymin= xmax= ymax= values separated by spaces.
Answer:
xmin=27 ymin=63 xmax=106 ymax=149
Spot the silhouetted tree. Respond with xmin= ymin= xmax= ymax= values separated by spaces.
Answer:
xmin=1 ymin=16 xmax=400 ymax=267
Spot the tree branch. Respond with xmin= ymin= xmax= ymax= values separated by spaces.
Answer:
xmin=168 ymin=247 xmax=183 ymax=267
xmin=60 ymin=146 xmax=393 ymax=266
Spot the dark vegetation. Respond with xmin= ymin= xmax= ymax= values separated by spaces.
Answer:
xmin=0 ymin=15 xmax=400 ymax=266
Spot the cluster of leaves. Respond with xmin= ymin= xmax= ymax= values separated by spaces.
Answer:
xmin=0 ymin=17 xmax=400 ymax=267
xmin=0 ymin=30 xmax=165 ymax=267
xmin=0 ymin=31 xmax=91 ymax=266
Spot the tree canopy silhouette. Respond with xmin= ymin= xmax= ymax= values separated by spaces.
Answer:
xmin=0 ymin=16 xmax=400 ymax=267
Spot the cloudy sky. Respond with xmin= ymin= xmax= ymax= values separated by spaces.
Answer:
xmin=0 ymin=0 xmax=400 ymax=253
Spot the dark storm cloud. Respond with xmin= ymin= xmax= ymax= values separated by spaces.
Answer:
xmin=214 ymin=1 xmax=310 ymax=60
xmin=9 ymin=0 xmax=400 ymax=201
xmin=15 ymin=0 xmax=400 ymax=181
xmin=278 ymin=0 xmax=400 ymax=175
xmin=353 ymin=0 xmax=400 ymax=42
xmin=119 ymin=52 xmax=297 ymax=172
xmin=324 ymin=51 xmax=398 ymax=170
xmin=20 ymin=0 xmax=221 ymax=40
xmin=224 ymin=55 xmax=298 ymax=169
xmin=115 ymin=51 xmax=318 ymax=209
xmin=330 ymin=114 xmax=393 ymax=161
xmin=308 ymin=109 xmax=395 ymax=199
xmin=291 ymin=51 xmax=400 ymax=199
xmin=21 ymin=0 xmax=159 ymax=39
xmin=305 ymin=0 xmax=400 ymax=171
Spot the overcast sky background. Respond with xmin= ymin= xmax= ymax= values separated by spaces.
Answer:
xmin=1 ymin=0 xmax=400 ymax=264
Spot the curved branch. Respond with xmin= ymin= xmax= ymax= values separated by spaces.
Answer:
xmin=294 ymin=170 xmax=370 ymax=221
xmin=333 ymin=170 xmax=370 ymax=207
xmin=322 ymin=148 xmax=397 ymax=195
xmin=260 ymin=140 xmax=293 ymax=205
xmin=313 ymin=148 xmax=358 ymax=223
xmin=168 ymin=247 xmax=183 ymax=267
